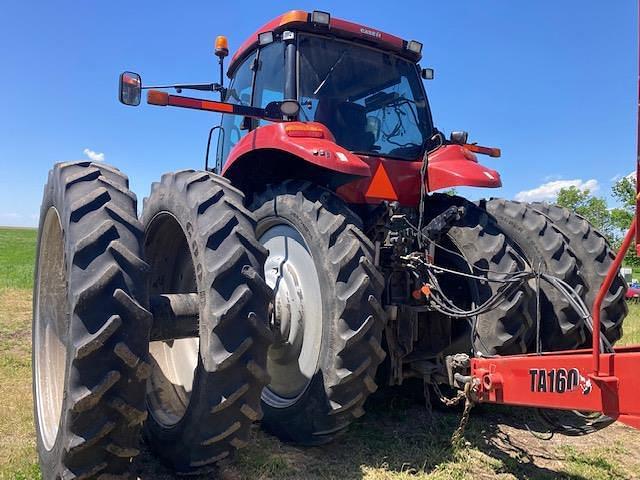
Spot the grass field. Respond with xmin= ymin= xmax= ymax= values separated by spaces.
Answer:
xmin=0 ymin=228 xmax=36 ymax=290
xmin=1 ymin=226 xmax=639 ymax=480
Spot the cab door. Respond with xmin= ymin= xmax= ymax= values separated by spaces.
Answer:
xmin=216 ymin=40 xmax=285 ymax=172
xmin=251 ymin=40 xmax=285 ymax=126
xmin=216 ymin=51 xmax=256 ymax=172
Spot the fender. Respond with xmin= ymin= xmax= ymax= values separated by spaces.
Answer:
xmin=427 ymin=144 xmax=501 ymax=192
xmin=337 ymin=145 xmax=501 ymax=206
xmin=221 ymin=122 xmax=372 ymax=178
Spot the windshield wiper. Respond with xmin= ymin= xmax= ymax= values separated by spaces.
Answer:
xmin=313 ymin=50 xmax=347 ymax=95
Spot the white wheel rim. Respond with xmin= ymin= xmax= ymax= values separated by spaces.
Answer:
xmin=145 ymin=212 xmax=199 ymax=427
xmin=34 ymin=207 xmax=67 ymax=451
xmin=259 ymin=223 xmax=323 ymax=408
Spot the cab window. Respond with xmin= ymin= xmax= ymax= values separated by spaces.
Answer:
xmin=216 ymin=51 xmax=256 ymax=171
xmin=252 ymin=41 xmax=285 ymax=126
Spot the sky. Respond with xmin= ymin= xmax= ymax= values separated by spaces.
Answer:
xmin=0 ymin=1 xmax=637 ymax=227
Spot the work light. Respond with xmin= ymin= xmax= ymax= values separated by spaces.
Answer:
xmin=312 ymin=10 xmax=331 ymax=26
xmin=280 ymin=99 xmax=301 ymax=117
xmin=407 ymin=40 xmax=423 ymax=54
xmin=258 ymin=31 xmax=274 ymax=46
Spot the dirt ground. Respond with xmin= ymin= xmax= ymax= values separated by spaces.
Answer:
xmin=2 ymin=288 xmax=640 ymax=480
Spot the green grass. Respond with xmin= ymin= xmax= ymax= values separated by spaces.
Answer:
xmin=0 ymin=227 xmax=37 ymax=290
xmin=619 ymin=302 xmax=640 ymax=345
xmin=559 ymin=445 xmax=629 ymax=480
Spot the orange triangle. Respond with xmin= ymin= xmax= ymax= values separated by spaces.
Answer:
xmin=366 ymin=163 xmax=398 ymax=201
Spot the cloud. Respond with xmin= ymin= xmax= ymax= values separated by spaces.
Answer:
xmin=610 ymin=171 xmax=635 ymax=183
xmin=0 ymin=213 xmax=20 ymax=219
xmin=515 ymin=178 xmax=599 ymax=202
xmin=83 ymin=148 xmax=104 ymax=162
xmin=543 ymin=174 xmax=563 ymax=182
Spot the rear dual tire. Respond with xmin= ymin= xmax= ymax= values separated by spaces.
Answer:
xmin=33 ymin=161 xmax=151 ymax=479
xmin=425 ymin=194 xmax=535 ymax=356
xmin=530 ymin=202 xmax=627 ymax=346
xmin=142 ymin=170 xmax=272 ymax=474
xmin=478 ymin=199 xmax=588 ymax=350
xmin=478 ymin=199 xmax=627 ymax=350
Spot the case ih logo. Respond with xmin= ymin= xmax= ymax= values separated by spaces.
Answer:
xmin=529 ymin=368 xmax=592 ymax=395
xmin=360 ymin=27 xmax=382 ymax=39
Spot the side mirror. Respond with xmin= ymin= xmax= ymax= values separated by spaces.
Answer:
xmin=421 ymin=68 xmax=434 ymax=80
xmin=119 ymin=71 xmax=142 ymax=106
xmin=449 ymin=131 xmax=468 ymax=145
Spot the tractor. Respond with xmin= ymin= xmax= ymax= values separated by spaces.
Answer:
xmin=32 ymin=10 xmax=634 ymax=478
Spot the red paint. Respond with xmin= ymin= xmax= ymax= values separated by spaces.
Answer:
xmin=329 ymin=16 xmax=406 ymax=52
xmin=471 ymin=346 xmax=640 ymax=430
xmin=592 ymin=220 xmax=636 ymax=374
xmin=337 ymin=145 xmax=502 ymax=207
xmin=221 ymin=122 xmax=372 ymax=178
xmin=229 ymin=10 xmax=418 ymax=74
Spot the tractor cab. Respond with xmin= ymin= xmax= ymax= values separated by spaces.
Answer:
xmin=216 ymin=10 xmax=435 ymax=171
xmin=119 ymin=10 xmax=502 ymax=205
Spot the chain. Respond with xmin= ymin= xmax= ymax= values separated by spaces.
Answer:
xmin=451 ymin=383 xmax=475 ymax=447
xmin=431 ymin=382 xmax=466 ymax=407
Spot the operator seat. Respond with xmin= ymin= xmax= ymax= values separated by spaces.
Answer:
xmin=315 ymin=100 xmax=375 ymax=152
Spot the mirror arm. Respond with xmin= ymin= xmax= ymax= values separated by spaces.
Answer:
xmin=142 ymin=83 xmax=224 ymax=93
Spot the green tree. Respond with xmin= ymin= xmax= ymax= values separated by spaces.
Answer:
xmin=555 ymin=185 xmax=613 ymax=241
xmin=610 ymin=175 xmax=639 ymax=266
xmin=611 ymin=175 xmax=635 ymax=229
xmin=554 ymin=177 xmax=639 ymax=267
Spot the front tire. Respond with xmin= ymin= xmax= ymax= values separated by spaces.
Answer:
xmin=33 ymin=161 xmax=151 ymax=479
xmin=251 ymin=181 xmax=386 ymax=445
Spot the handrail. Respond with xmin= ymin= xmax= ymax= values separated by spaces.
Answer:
xmin=592 ymin=218 xmax=636 ymax=375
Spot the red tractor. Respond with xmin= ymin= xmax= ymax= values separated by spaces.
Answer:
xmin=33 ymin=10 xmax=638 ymax=479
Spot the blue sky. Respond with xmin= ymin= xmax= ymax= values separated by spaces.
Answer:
xmin=0 ymin=1 xmax=636 ymax=227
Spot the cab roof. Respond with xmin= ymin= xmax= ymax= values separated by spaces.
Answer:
xmin=228 ymin=10 xmax=422 ymax=75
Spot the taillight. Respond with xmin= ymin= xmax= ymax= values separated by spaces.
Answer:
xmin=285 ymin=125 xmax=325 ymax=138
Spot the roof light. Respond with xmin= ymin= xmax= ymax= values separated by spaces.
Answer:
xmin=279 ymin=10 xmax=308 ymax=26
xmin=407 ymin=40 xmax=423 ymax=54
xmin=258 ymin=31 xmax=274 ymax=46
xmin=215 ymin=35 xmax=229 ymax=58
xmin=311 ymin=10 xmax=331 ymax=26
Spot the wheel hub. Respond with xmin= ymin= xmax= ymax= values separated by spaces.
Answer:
xmin=145 ymin=212 xmax=199 ymax=427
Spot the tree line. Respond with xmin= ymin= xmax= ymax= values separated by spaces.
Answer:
xmin=555 ymin=175 xmax=637 ymax=266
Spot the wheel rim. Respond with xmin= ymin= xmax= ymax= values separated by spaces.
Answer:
xmin=259 ymin=223 xmax=323 ymax=408
xmin=145 ymin=213 xmax=199 ymax=427
xmin=34 ymin=207 xmax=67 ymax=451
